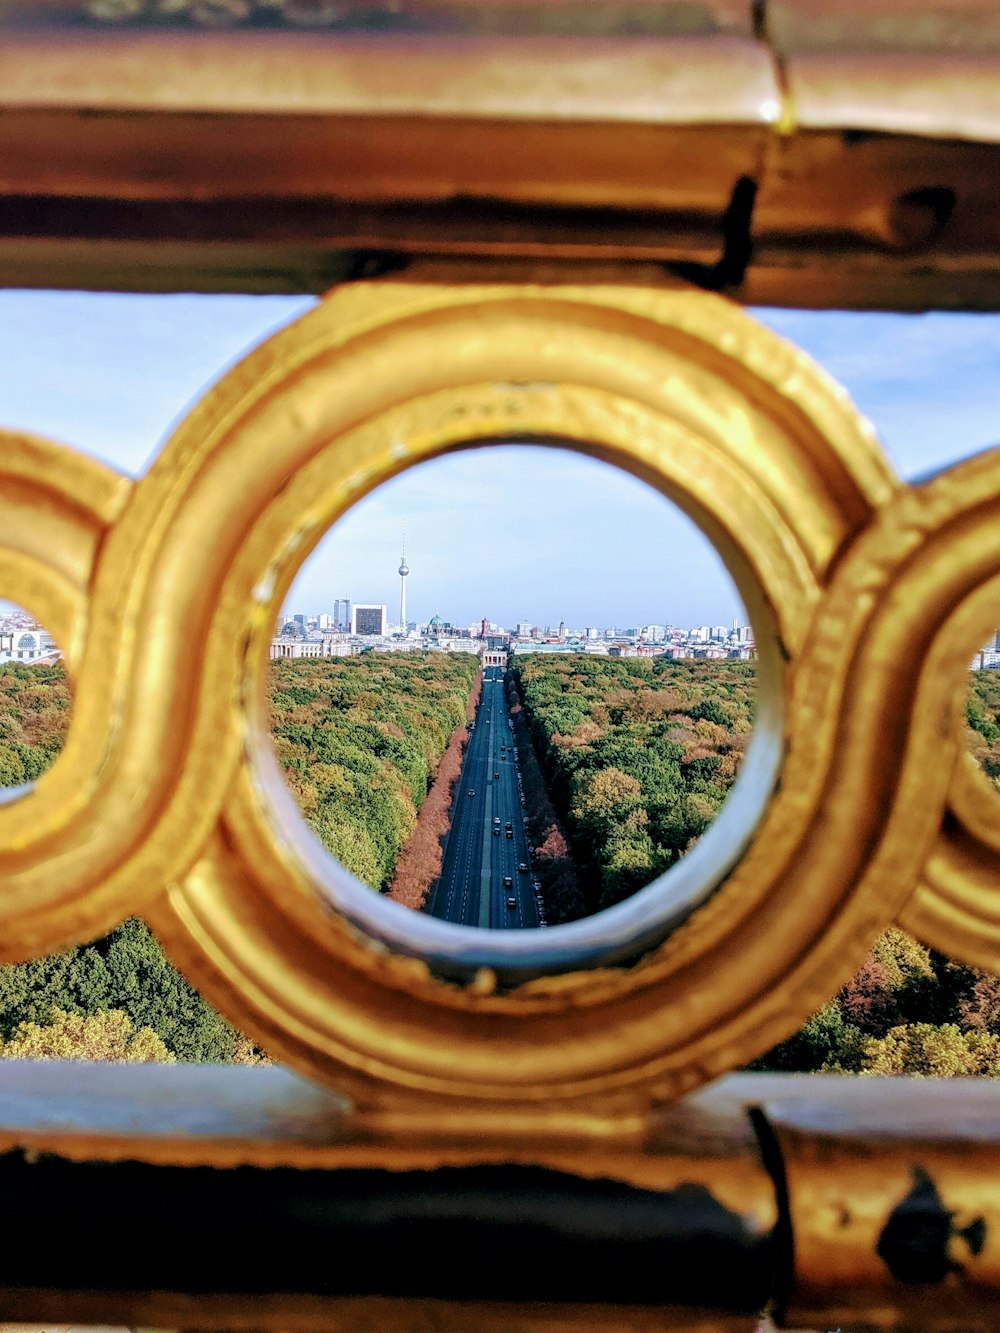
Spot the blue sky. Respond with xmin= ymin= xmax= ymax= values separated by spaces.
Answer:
xmin=1 ymin=291 xmax=998 ymax=629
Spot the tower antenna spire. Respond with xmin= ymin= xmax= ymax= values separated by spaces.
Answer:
xmin=398 ymin=520 xmax=409 ymax=633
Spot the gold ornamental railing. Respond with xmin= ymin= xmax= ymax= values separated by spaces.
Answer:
xmin=1 ymin=3 xmax=1000 ymax=1330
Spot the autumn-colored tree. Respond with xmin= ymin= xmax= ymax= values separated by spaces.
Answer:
xmin=861 ymin=1023 xmax=1000 ymax=1077
xmin=838 ymin=957 xmax=900 ymax=1036
xmin=755 ymin=926 xmax=1000 ymax=1077
xmin=0 ymin=1007 xmax=175 ymax=1063
xmin=960 ymin=971 xmax=1000 ymax=1034
xmin=269 ymin=651 xmax=479 ymax=892
xmin=513 ymin=656 xmax=755 ymax=908
xmin=965 ymin=670 xmax=1000 ymax=785
xmin=572 ymin=766 xmax=644 ymax=823
xmin=0 ymin=663 xmax=244 ymax=1063
xmin=231 ymin=1034 xmax=271 ymax=1065
xmin=389 ymin=671 xmax=483 ymax=910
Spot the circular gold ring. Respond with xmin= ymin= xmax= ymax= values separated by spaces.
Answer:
xmin=140 ymin=277 xmax=900 ymax=1106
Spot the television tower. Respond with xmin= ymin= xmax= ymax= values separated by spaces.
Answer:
xmin=398 ymin=522 xmax=409 ymax=632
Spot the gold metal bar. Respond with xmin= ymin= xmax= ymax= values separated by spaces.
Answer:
xmin=748 ymin=0 xmax=1000 ymax=310
xmin=0 ymin=1067 xmax=999 ymax=1326
xmin=0 ymin=6 xmax=996 ymax=305
xmin=0 ymin=1065 xmax=775 ymax=1329
xmin=760 ymin=1078 xmax=1000 ymax=1331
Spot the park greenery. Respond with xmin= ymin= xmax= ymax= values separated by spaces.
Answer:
xmin=270 ymin=652 xmax=478 ymax=891
xmin=512 ymin=653 xmax=1000 ymax=1076
xmin=511 ymin=655 xmax=754 ymax=913
xmin=0 ymin=662 xmax=247 ymax=1060
xmin=0 ymin=651 xmax=474 ymax=1062
xmin=752 ymin=926 xmax=1000 ymax=1076
xmin=966 ymin=667 xmax=1000 ymax=784
xmin=0 ymin=661 xmax=69 ymax=786
xmin=1 ymin=649 xmax=999 ymax=1074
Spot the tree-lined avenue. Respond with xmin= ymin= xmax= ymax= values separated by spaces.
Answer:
xmin=424 ymin=668 xmax=541 ymax=930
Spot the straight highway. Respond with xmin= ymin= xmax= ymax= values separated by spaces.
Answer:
xmin=423 ymin=668 xmax=542 ymax=929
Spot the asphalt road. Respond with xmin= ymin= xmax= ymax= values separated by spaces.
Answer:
xmin=423 ymin=668 xmax=542 ymax=930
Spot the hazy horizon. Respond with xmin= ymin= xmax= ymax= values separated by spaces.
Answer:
xmin=283 ymin=444 xmax=746 ymax=630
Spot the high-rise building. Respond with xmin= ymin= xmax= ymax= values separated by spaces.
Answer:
xmin=352 ymin=604 xmax=387 ymax=636
xmin=333 ymin=598 xmax=351 ymax=630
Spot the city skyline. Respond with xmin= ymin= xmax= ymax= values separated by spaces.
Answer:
xmin=283 ymin=444 xmax=745 ymax=629
xmin=2 ymin=291 xmax=1000 ymax=629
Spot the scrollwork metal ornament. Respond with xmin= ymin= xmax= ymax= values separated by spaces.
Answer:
xmin=0 ymin=274 xmax=997 ymax=1120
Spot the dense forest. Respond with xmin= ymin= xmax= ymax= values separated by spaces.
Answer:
xmin=966 ymin=668 xmax=1000 ymax=783
xmin=754 ymin=927 xmax=1000 ymax=1075
xmin=512 ymin=655 xmax=754 ymax=913
xmin=0 ymin=651 xmax=476 ymax=1061
xmin=0 ymin=662 xmax=239 ymax=1060
xmin=513 ymin=654 xmax=1000 ymax=1075
xmin=270 ymin=652 xmax=479 ymax=891
xmin=3 ymin=649 xmax=999 ymax=1074
xmin=0 ymin=661 xmax=69 ymax=785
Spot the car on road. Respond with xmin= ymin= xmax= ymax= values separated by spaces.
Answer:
xmin=518 ymin=863 xmax=528 ymax=873
xmin=494 ymin=771 xmax=499 ymax=778
xmin=505 ymin=830 xmax=513 ymax=839
xmin=532 ymin=879 xmax=541 ymax=890
xmin=503 ymin=876 xmax=513 ymax=888
xmin=468 ymin=789 xmax=475 ymax=797
xmin=494 ymin=816 xmax=501 ymax=824
xmin=506 ymin=896 xmax=517 ymax=909
xmin=493 ymin=826 xmax=500 ymax=835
